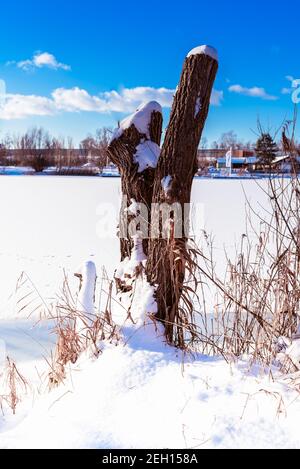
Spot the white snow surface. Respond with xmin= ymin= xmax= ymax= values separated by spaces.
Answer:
xmin=0 ymin=176 xmax=300 ymax=448
xmin=112 ymin=101 xmax=162 ymax=141
xmin=0 ymin=175 xmax=270 ymax=317
xmin=187 ymin=45 xmax=218 ymax=62
xmin=2 ymin=313 xmax=300 ymax=449
xmin=133 ymin=141 xmax=161 ymax=172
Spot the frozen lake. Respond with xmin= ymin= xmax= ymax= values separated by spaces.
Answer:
xmin=0 ymin=175 xmax=270 ymax=322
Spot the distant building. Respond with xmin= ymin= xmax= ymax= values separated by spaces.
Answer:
xmin=271 ymin=155 xmax=300 ymax=173
xmin=215 ymin=153 xmax=300 ymax=173
xmin=197 ymin=149 xmax=255 ymax=172
xmin=198 ymin=149 xmax=254 ymax=164
xmin=217 ymin=157 xmax=246 ymax=170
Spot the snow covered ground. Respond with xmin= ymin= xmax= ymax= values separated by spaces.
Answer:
xmin=0 ymin=175 xmax=269 ymax=321
xmin=2 ymin=309 xmax=300 ymax=449
xmin=1 ymin=175 xmax=299 ymax=449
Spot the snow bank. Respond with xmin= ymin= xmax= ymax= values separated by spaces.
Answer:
xmin=2 ymin=268 xmax=300 ymax=449
xmin=133 ymin=141 xmax=161 ymax=172
xmin=2 ymin=334 xmax=300 ymax=449
xmin=187 ymin=45 xmax=218 ymax=62
xmin=112 ymin=101 xmax=162 ymax=141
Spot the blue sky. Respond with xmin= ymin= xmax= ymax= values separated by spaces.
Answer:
xmin=0 ymin=0 xmax=299 ymax=146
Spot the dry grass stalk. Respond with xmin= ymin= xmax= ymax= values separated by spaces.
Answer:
xmin=0 ymin=357 xmax=28 ymax=415
xmin=15 ymin=271 xmax=52 ymax=320
xmin=48 ymin=273 xmax=120 ymax=389
xmin=191 ymin=121 xmax=300 ymax=369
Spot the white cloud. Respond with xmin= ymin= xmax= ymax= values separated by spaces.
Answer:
xmin=281 ymin=75 xmax=297 ymax=95
xmin=211 ymin=89 xmax=223 ymax=106
xmin=14 ymin=52 xmax=70 ymax=71
xmin=228 ymin=84 xmax=278 ymax=101
xmin=0 ymin=85 xmax=223 ymax=120
xmin=52 ymin=86 xmax=180 ymax=112
xmin=0 ymin=94 xmax=56 ymax=120
xmin=52 ymin=87 xmax=106 ymax=112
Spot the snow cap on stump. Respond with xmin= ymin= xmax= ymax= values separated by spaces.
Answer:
xmin=187 ymin=45 xmax=218 ymax=62
xmin=112 ymin=101 xmax=162 ymax=141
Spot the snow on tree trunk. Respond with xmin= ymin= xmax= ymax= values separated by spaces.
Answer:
xmin=107 ymin=102 xmax=163 ymax=291
xmin=146 ymin=46 xmax=218 ymax=346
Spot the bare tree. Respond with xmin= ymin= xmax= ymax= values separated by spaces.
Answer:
xmin=52 ymin=136 xmax=65 ymax=170
xmin=80 ymin=127 xmax=112 ymax=169
xmin=0 ymin=132 xmax=12 ymax=165
xmin=66 ymin=136 xmax=82 ymax=168
xmin=199 ymin=136 xmax=208 ymax=149
xmin=80 ymin=135 xmax=95 ymax=156
xmin=13 ymin=127 xmax=54 ymax=172
xmin=219 ymin=130 xmax=243 ymax=149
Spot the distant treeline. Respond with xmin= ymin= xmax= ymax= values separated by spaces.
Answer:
xmin=0 ymin=127 xmax=112 ymax=172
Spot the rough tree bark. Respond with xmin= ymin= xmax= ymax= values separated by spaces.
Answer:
xmin=146 ymin=47 xmax=218 ymax=346
xmin=107 ymin=102 xmax=163 ymax=290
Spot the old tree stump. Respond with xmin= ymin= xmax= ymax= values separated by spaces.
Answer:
xmin=108 ymin=46 xmax=218 ymax=347
xmin=108 ymin=102 xmax=163 ymax=262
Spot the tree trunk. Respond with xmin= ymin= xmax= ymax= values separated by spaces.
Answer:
xmin=146 ymin=47 xmax=218 ymax=346
xmin=107 ymin=102 xmax=163 ymax=290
